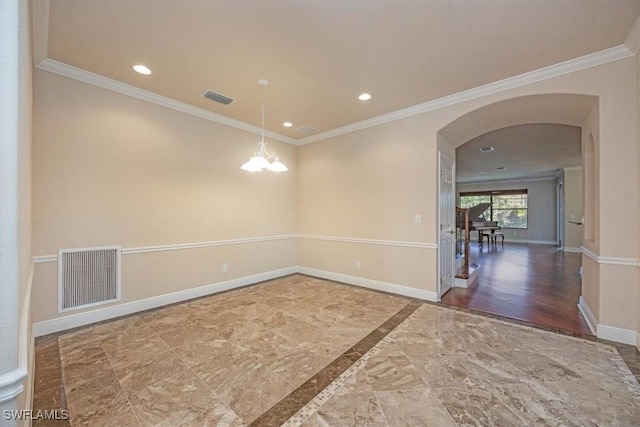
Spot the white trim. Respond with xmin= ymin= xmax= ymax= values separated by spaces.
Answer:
xmin=581 ymin=246 xmax=599 ymax=263
xmin=33 ymin=255 xmax=56 ymax=263
xmin=579 ymin=297 xmax=638 ymax=345
xmin=0 ymin=369 xmax=27 ymax=404
xmin=33 ymin=267 xmax=297 ymax=336
xmin=562 ymin=247 xmax=582 ymax=253
xmin=296 ymin=234 xmax=437 ymax=249
xmin=298 ymin=266 xmax=438 ymax=302
xmin=31 ymin=0 xmax=49 ymax=65
xmin=297 ymin=45 xmax=632 ymax=145
xmin=624 ymin=14 xmax=640 ymax=54
xmin=125 ymin=234 xmax=297 ymax=255
xmin=597 ymin=256 xmax=639 ymax=267
xmin=35 ymin=59 xmax=298 ymax=146
xmin=33 ymin=235 xmax=298 ymax=263
xmin=597 ymin=324 xmax=637 ymax=346
xmin=503 ymin=239 xmax=557 ymax=245
xmin=578 ymin=296 xmax=597 ymax=335
xmin=457 ymin=175 xmax=559 ymax=186
xmin=580 ymin=246 xmax=639 ymax=266
xmin=0 ymin=263 xmax=33 ymax=404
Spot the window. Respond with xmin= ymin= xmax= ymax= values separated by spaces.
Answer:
xmin=459 ymin=190 xmax=528 ymax=229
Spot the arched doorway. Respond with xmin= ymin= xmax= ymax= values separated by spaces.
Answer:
xmin=437 ymin=94 xmax=598 ymax=334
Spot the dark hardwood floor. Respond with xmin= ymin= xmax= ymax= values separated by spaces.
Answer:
xmin=441 ymin=242 xmax=592 ymax=335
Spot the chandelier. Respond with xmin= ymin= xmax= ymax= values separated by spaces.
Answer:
xmin=241 ymin=79 xmax=288 ymax=172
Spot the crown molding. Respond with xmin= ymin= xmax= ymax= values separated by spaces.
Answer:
xmin=624 ymin=14 xmax=640 ymax=54
xmin=31 ymin=0 xmax=49 ymax=65
xmin=297 ymin=45 xmax=633 ymax=145
xmin=457 ymin=175 xmax=558 ymax=187
xmin=33 ymin=0 xmax=633 ymax=148
xmin=35 ymin=58 xmax=299 ymax=146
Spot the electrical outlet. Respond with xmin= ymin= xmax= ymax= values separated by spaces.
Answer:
xmin=223 ymin=263 xmax=229 ymax=273
xmin=355 ymin=261 xmax=361 ymax=269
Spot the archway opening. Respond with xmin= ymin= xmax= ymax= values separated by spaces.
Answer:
xmin=437 ymin=93 xmax=598 ymax=335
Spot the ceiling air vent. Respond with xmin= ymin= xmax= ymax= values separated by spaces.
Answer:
xmin=202 ymin=90 xmax=235 ymax=106
xmin=296 ymin=125 xmax=319 ymax=135
xmin=479 ymin=146 xmax=494 ymax=153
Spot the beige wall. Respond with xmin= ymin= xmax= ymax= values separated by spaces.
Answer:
xmin=32 ymin=70 xmax=297 ymax=323
xmin=457 ymin=178 xmax=557 ymax=244
xmin=563 ymin=167 xmax=583 ymax=250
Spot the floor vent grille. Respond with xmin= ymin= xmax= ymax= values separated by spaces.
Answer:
xmin=58 ymin=246 xmax=121 ymax=312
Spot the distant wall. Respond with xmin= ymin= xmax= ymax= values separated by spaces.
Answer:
xmin=457 ymin=178 xmax=557 ymax=244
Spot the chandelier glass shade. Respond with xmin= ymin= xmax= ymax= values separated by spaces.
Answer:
xmin=241 ymin=79 xmax=288 ymax=173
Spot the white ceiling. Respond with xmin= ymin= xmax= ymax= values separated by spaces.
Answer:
xmin=456 ymin=124 xmax=582 ymax=184
xmin=42 ymin=0 xmax=640 ymax=140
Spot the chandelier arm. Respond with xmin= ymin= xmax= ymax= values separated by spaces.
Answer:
xmin=261 ymin=83 xmax=265 ymax=143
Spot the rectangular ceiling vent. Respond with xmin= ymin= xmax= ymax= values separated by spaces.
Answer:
xmin=296 ymin=125 xmax=319 ymax=135
xmin=58 ymin=246 xmax=121 ymax=312
xmin=479 ymin=146 xmax=494 ymax=153
xmin=202 ymin=90 xmax=235 ymax=106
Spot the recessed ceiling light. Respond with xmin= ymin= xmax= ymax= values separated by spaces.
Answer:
xmin=480 ymin=171 xmax=486 ymax=174
xmin=283 ymin=122 xmax=293 ymax=128
xmin=358 ymin=93 xmax=372 ymax=101
xmin=133 ymin=64 xmax=152 ymax=75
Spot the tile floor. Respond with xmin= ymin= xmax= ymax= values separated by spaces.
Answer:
xmin=33 ymin=275 xmax=640 ymax=426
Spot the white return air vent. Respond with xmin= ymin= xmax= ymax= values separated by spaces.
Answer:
xmin=58 ymin=246 xmax=121 ymax=312
xmin=296 ymin=125 xmax=319 ymax=135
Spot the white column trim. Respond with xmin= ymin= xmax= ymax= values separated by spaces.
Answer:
xmin=0 ymin=263 xmax=33 ymax=404
xmin=581 ymin=246 xmax=639 ymax=266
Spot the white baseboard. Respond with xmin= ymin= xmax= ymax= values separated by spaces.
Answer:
xmin=563 ymin=247 xmax=582 ymax=253
xmin=33 ymin=267 xmax=297 ymax=336
xmin=578 ymin=297 xmax=638 ymax=344
xmin=597 ymin=324 xmax=637 ymax=346
xmin=577 ymin=296 xmax=597 ymax=335
xmin=505 ymin=239 xmax=557 ymax=245
xmin=297 ymin=266 xmax=438 ymax=302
